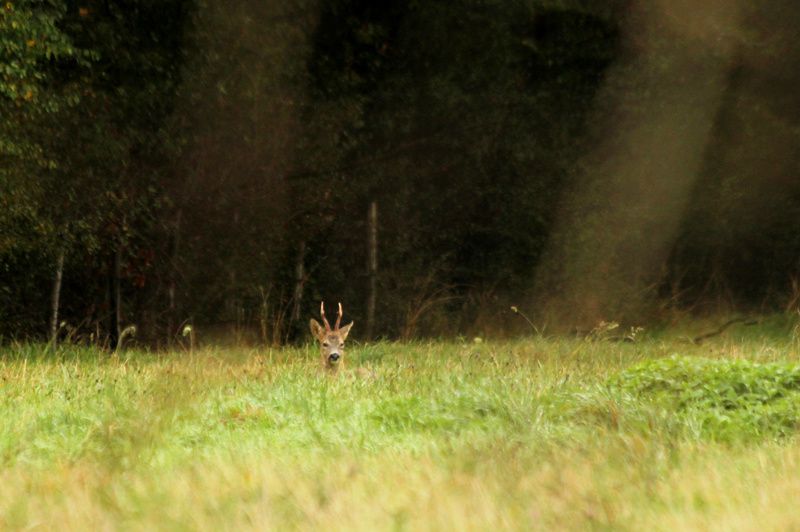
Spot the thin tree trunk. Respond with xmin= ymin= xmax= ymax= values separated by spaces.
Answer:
xmin=49 ymin=250 xmax=65 ymax=345
xmin=291 ymin=240 xmax=306 ymax=323
xmin=226 ymin=209 xmax=241 ymax=337
xmin=167 ymin=210 xmax=182 ymax=342
xmin=366 ymin=200 xmax=378 ymax=339
xmin=167 ymin=282 xmax=176 ymax=337
xmin=109 ymin=246 xmax=121 ymax=350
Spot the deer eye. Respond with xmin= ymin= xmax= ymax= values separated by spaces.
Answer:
xmin=323 ymin=342 xmax=329 ymax=347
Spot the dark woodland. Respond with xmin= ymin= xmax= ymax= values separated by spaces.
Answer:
xmin=3 ymin=0 xmax=800 ymax=346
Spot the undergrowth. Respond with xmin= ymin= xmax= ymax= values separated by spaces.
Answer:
xmin=609 ymin=356 xmax=800 ymax=442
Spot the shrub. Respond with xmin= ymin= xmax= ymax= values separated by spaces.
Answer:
xmin=609 ymin=356 xmax=800 ymax=442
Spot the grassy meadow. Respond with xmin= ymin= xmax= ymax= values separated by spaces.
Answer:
xmin=2 ymin=319 xmax=800 ymax=530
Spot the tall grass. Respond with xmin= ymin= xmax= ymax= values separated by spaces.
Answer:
xmin=1 ymin=322 xmax=800 ymax=530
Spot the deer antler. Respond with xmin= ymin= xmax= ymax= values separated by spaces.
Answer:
xmin=320 ymin=301 xmax=332 ymax=331
xmin=335 ymin=302 xmax=343 ymax=330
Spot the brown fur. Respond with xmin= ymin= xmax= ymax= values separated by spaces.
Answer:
xmin=309 ymin=302 xmax=353 ymax=373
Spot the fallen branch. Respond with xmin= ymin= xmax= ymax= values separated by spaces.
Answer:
xmin=692 ymin=318 xmax=759 ymax=344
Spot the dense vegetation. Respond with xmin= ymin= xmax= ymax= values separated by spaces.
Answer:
xmin=3 ymin=0 xmax=800 ymax=346
xmin=2 ymin=324 xmax=800 ymax=528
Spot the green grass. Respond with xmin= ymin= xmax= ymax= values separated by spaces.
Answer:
xmin=2 ymin=323 xmax=800 ymax=530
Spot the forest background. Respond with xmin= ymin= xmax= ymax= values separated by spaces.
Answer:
xmin=3 ymin=0 xmax=799 ymax=346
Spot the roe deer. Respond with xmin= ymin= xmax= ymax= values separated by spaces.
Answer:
xmin=310 ymin=302 xmax=353 ymax=373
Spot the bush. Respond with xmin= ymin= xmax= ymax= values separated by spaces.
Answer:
xmin=609 ymin=356 xmax=800 ymax=442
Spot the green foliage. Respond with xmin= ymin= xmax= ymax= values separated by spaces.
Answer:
xmin=0 ymin=0 xmax=75 ymax=102
xmin=1 ymin=0 xmax=190 ymax=339
xmin=610 ymin=356 xmax=800 ymax=442
xmin=0 ymin=0 xmax=88 ymax=161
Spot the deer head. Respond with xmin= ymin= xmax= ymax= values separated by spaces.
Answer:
xmin=309 ymin=302 xmax=354 ymax=372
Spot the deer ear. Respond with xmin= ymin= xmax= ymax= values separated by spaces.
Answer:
xmin=309 ymin=319 xmax=325 ymax=340
xmin=338 ymin=321 xmax=354 ymax=341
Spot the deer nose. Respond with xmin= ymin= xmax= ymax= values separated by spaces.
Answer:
xmin=328 ymin=353 xmax=340 ymax=362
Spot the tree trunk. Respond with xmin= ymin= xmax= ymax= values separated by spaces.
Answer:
xmin=291 ymin=240 xmax=306 ymax=323
xmin=49 ymin=250 xmax=65 ymax=345
xmin=366 ymin=200 xmax=378 ymax=339
xmin=109 ymin=246 xmax=121 ymax=350
xmin=167 ymin=209 xmax=182 ymax=342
